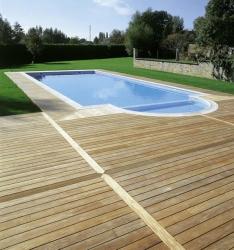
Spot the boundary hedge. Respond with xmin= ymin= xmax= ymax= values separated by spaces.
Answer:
xmin=0 ymin=44 xmax=32 ymax=67
xmin=0 ymin=44 xmax=128 ymax=66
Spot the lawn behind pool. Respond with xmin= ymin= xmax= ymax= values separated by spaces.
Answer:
xmin=1 ymin=57 xmax=234 ymax=116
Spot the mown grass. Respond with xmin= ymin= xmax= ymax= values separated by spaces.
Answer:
xmin=0 ymin=57 xmax=233 ymax=116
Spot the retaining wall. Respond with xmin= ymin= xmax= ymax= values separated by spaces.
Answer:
xmin=134 ymin=58 xmax=214 ymax=79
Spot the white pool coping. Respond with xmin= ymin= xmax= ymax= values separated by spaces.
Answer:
xmin=21 ymin=69 xmax=218 ymax=117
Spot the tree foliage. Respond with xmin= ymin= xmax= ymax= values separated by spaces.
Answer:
xmin=162 ymin=31 xmax=195 ymax=60
xmin=125 ymin=9 xmax=184 ymax=55
xmin=125 ymin=21 xmax=155 ymax=54
xmin=25 ymin=26 xmax=43 ymax=62
xmin=109 ymin=29 xmax=125 ymax=44
xmin=172 ymin=16 xmax=184 ymax=33
xmin=0 ymin=16 xmax=25 ymax=45
xmin=0 ymin=15 xmax=14 ymax=45
xmin=12 ymin=22 xmax=25 ymax=44
xmin=42 ymin=28 xmax=68 ymax=44
xmin=194 ymin=0 xmax=234 ymax=81
xmin=68 ymin=36 xmax=80 ymax=44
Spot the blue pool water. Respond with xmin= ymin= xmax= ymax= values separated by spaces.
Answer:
xmin=28 ymin=70 xmax=216 ymax=116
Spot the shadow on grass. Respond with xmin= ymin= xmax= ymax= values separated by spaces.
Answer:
xmin=0 ymin=96 xmax=75 ymax=117
xmin=0 ymin=98 xmax=40 ymax=116
xmin=1 ymin=61 xmax=71 ymax=71
xmin=43 ymin=62 xmax=70 ymax=65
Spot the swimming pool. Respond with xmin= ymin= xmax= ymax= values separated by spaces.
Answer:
xmin=26 ymin=70 xmax=218 ymax=116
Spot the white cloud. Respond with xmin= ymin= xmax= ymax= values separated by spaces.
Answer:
xmin=93 ymin=0 xmax=133 ymax=16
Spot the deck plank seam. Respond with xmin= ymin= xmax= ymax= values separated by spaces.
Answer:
xmin=202 ymin=114 xmax=234 ymax=126
xmin=0 ymin=179 xmax=105 ymax=210
xmin=42 ymin=111 xmax=185 ymax=250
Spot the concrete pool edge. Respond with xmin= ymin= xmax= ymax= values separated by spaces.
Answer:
xmin=15 ymin=70 xmax=218 ymax=117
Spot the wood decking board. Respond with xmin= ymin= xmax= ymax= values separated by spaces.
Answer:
xmin=207 ymin=99 xmax=234 ymax=124
xmin=56 ymin=99 xmax=234 ymax=249
xmin=2 ymin=71 xmax=234 ymax=249
xmin=0 ymin=113 xmax=166 ymax=249
xmin=0 ymin=113 xmax=99 ymax=205
xmin=58 ymin=114 xmax=234 ymax=173
xmin=0 ymin=179 xmax=164 ymax=249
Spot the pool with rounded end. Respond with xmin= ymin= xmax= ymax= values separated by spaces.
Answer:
xmin=26 ymin=70 xmax=218 ymax=117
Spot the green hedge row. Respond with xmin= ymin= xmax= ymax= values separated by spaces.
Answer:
xmin=0 ymin=44 xmax=32 ymax=67
xmin=37 ymin=44 xmax=128 ymax=62
xmin=0 ymin=44 xmax=128 ymax=66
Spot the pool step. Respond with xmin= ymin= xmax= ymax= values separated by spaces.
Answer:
xmin=126 ymin=100 xmax=194 ymax=112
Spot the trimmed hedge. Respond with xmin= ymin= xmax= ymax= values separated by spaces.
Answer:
xmin=0 ymin=44 xmax=128 ymax=66
xmin=0 ymin=44 xmax=32 ymax=67
xmin=37 ymin=44 xmax=128 ymax=62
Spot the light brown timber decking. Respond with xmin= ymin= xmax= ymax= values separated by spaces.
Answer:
xmin=0 ymin=113 xmax=167 ymax=249
xmin=1 ymin=71 xmax=234 ymax=249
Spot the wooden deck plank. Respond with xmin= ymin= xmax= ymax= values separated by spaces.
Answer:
xmin=203 ymin=232 xmax=234 ymax=250
xmin=0 ymin=180 xmax=163 ymax=249
xmin=183 ymin=220 xmax=234 ymax=250
xmin=57 ymin=103 xmax=234 ymax=249
xmin=207 ymin=99 xmax=234 ymax=124
xmin=0 ymin=113 xmax=99 ymax=204
xmin=1 ymin=72 xmax=234 ymax=249
xmin=0 ymin=112 xmax=166 ymax=250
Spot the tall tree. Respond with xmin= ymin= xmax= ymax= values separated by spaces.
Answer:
xmin=109 ymin=29 xmax=125 ymax=44
xmin=162 ymin=30 xmax=195 ymax=60
xmin=194 ymin=0 xmax=234 ymax=81
xmin=125 ymin=9 xmax=180 ymax=55
xmin=25 ymin=26 xmax=43 ymax=63
xmin=12 ymin=22 xmax=24 ymax=43
xmin=42 ymin=28 xmax=68 ymax=44
xmin=0 ymin=15 xmax=14 ymax=45
xmin=69 ymin=36 xmax=80 ymax=44
xmin=98 ymin=32 xmax=106 ymax=44
xmin=172 ymin=16 xmax=184 ymax=33
xmin=93 ymin=36 xmax=99 ymax=44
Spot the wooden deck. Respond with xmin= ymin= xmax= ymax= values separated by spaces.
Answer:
xmin=0 ymin=113 xmax=167 ymax=249
xmin=1 ymin=71 xmax=234 ymax=249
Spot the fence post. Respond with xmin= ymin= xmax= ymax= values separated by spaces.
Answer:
xmin=133 ymin=48 xmax=136 ymax=60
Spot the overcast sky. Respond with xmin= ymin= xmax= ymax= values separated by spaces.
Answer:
xmin=0 ymin=0 xmax=208 ymax=40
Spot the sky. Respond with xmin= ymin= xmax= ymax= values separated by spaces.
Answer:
xmin=0 ymin=0 xmax=208 ymax=40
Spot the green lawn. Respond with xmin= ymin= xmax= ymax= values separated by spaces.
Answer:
xmin=1 ymin=57 xmax=234 ymax=116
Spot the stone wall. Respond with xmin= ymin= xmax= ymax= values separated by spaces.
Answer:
xmin=134 ymin=58 xmax=214 ymax=79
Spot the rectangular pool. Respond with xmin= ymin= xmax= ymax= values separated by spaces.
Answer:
xmin=27 ymin=70 xmax=217 ymax=116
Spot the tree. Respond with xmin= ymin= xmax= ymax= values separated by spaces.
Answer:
xmin=25 ymin=26 xmax=43 ymax=63
xmin=0 ymin=14 xmax=14 ymax=45
xmin=79 ymin=38 xmax=89 ymax=44
xmin=93 ymin=36 xmax=99 ymax=44
xmin=194 ymin=0 xmax=234 ymax=81
xmin=162 ymin=30 xmax=195 ymax=60
xmin=69 ymin=36 xmax=80 ymax=44
xmin=125 ymin=21 xmax=155 ymax=55
xmin=42 ymin=28 xmax=68 ymax=44
xmin=172 ymin=16 xmax=184 ymax=33
xmin=12 ymin=22 xmax=24 ymax=43
xmin=109 ymin=29 xmax=125 ymax=44
xmin=125 ymin=9 xmax=180 ymax=55
xmin=98 ymin=32 xmax=106 ymax=44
